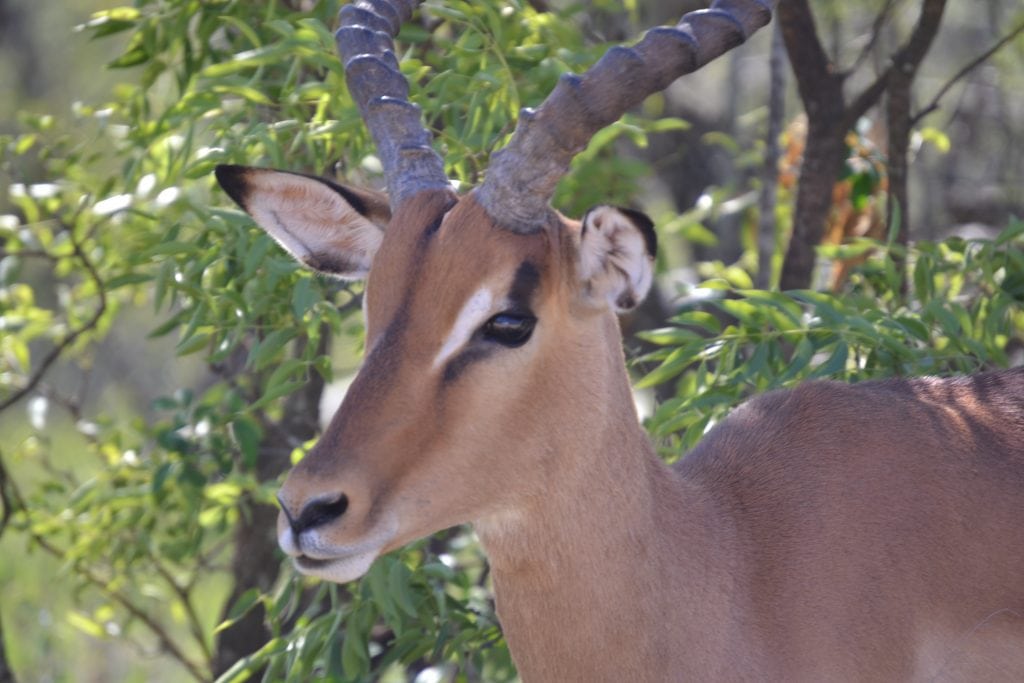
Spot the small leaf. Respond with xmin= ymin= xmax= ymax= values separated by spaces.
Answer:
xmin=248 ymin=328 xmax=296 ymax=370
xmin=388 ymin=561 xmax=419 ymax=618
xmin=231 ymin=417 xmax=262 ymax=469
xmin=340 ymin=621 xmax=369 ymax=678
xmin=106 ymin=272 xmax=153 ymax=289
xmin=67 ymin=611 xmax=106 ymax=639
xmin=251 ymin=380 xmax=304 ymax=410
xmin=216 ymin=587 xmax=263 ymax=633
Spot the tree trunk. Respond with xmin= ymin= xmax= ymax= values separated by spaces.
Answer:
xmin=756 ymin=20 xmax=787 ymax=290
xmin=777 ymin=0 xmax=848 ymax=291
xmin=886 ymin=0 xmax=948 ymax=288
xmin=0 ymin=612 xmax=16 ymax=683
xmin=212 ymin=333 xmax=327 ymax=676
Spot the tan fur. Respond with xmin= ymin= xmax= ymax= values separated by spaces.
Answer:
xmin=230 ymin=178 xmax=1024 ymax=680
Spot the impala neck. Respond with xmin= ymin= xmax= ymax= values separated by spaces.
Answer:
xmin=473 ymin=315 xmax=744 ymax=681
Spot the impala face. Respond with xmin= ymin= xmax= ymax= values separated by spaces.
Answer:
xmin=215 ymin=165 xmax=656 ymax=583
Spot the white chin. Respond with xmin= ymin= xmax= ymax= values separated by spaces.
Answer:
xmin=294 ymin=550 xmax=379 ymax=584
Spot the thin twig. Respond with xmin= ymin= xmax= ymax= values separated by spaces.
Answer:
xmin=845 ymin=0 xmax=947 ymax=130
xmin=0 ymin=452 xmax=209 ymax=680
xmin=843 ymin=0 xmax=897 ymax=78
xmin=0 ymin=216 xmax=108 ymax=412
xmin=911 ymin=18 xmax=1024 ymax=126
xmin=152 ymin=560 xmax=214 ymax=666
xmin=30 ymin=530 xmax=210 ymax=681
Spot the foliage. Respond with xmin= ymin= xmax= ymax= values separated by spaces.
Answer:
xmin=1 ymin=1 xmax=1022 ymax=682
xmin=641 ymin=220 xmax=1024 ymax=458
xmin=0 ymin=1 xmax=661 ymax=681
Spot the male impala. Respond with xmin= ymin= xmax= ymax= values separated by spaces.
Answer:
xmin=215 ymin=0 xmax=1024 ymax=679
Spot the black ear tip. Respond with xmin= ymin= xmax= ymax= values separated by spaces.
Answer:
xmin=214 ymin=164 xmax=250 ymax=208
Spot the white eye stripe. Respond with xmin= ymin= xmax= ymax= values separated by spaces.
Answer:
xmin=433 ymin=288 xmax=494 ymax=370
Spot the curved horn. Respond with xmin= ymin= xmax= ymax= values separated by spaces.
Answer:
xmin=476 ymin=0 xmax=778 ymax=233
xmin=336 ymin=0 xmax=450 ymax=208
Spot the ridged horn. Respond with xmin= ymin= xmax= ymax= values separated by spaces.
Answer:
xmin=336 ymin=0 xmax=450 ymax=209
xmin=475 ymin=0 xmax=777 ymax=233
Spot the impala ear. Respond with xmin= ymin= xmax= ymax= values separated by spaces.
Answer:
xmin=576 ymin=205 xmax=657 ymax=312
xmin=214 ymin=164 xmax=390 ymax=280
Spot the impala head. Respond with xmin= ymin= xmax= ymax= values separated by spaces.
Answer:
xmin=216 ymin=0 xmax=774 ymax=582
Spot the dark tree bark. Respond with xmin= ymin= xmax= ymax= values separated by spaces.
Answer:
xmin=886 ymin=0 xmax=948 ymax=264
xmin=777 ymin=0 xmax=847 ymax=291
xmin=756 ymin=20 xmax=787 ymax=289
xmin=777 ymin=0 xmax=952 ymax=291
xmin=212 ymin=333 xmax=327 ymax=676
xmin=0 ymin=0 xmax=43 ymax=99
xmin=0 ymin=612 xmax=15 ymax=683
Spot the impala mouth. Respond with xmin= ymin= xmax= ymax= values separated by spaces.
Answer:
xmin=282 ymin=514 xmax=399 ymax=584
xmin=295 ymin=555 xmax=338 ymax=570
xmin=292 ymin=548 xmax=381 ymax=584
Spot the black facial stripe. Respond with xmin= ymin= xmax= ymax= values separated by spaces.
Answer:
xmin=507 ymin=260 xmax=541 ymax=312
xmin=442 ymin=345 xmax=497 ymax=384
xmin=424 ymin=213 xmax=445 ymax=237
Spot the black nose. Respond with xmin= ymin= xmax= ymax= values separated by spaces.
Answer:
xmin=285 ymin=493 xmax=349 ymax=535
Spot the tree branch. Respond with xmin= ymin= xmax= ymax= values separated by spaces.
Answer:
xmin=0 ymin=611 xmax=16 ymax=683
xmin=0 ymin=217 xmax=108 ymax=412
xmin=845 ymin=0 xmax=948 ymax=128
xmin=778 ymin=0 xmax=840 ymax=110
xmin=0 ymin=447 xmax=208 ymax=681
xmin=911 ymin=17 xmax=1024 ymax=126
xmin=32 ymin=528 xmax=210 ymax=680
xmin=756 ymin=20 xmax=786 ymax=290
xmin=153 ymin=560 xmax=213 ymax=667
xmin=844 ymin=0 xmax=897 ymax=77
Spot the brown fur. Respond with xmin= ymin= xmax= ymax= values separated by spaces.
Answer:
xmin=226 ymin=173 xmax=1024 ymax=681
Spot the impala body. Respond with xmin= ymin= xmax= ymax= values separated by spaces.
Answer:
xmin=216 ymin=0 xmax=1024 ymax=679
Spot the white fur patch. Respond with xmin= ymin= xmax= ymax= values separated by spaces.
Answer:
xmin=579 ymin=206 xmax=654 ymax=312
xmin=433 ymin=288 xmax=494 ymax=369
xmin=280 ymin=514 xmax=399 ymax=584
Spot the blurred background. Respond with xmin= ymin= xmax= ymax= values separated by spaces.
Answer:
xmin=1 ymin=1 xmax=1022 ymax=681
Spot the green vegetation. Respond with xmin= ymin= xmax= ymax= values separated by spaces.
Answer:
xmin=1 ymin=0 xmax=1022 ymax=681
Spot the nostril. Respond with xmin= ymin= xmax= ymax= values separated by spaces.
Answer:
xmin=293 ymin=493 xmax=349 ymax=534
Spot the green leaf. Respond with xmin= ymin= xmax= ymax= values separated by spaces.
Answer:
xmin=388 ymin=560 xmax=419 ymax=618
xmin=216 ymin=588 xmax=263 ymax=633
xmin=812 ymin=343 xmax=849 ymax=378
xmin=291 ymin=276 xmax=317 ymax=318
xmin=106 ymin=272 xmax=153 ymax=289
xmin=176 ymin=331 xmax=211 ymax=356
xmin=108 ymin=31 xmax=149 ymax=68
xmin=340 ymin=619 xmax=369 ymax=678
xmin=231 ymin=417 xmax=262 ymax=469
xmin=67 ymin=611 xmax=106 ymax=639
xmin=251 ymin=380 xmax=305 ymax=410
xmin=248 ymin=328 xmax=297 ymax=371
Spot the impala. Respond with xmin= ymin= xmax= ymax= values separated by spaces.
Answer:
xmin=215 ymin=0 xmax=1024 ymax=679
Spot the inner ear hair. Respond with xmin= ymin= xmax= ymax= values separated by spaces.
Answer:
xmin=581 ymin=205 xmax=656 ymax=259
xmin=213 ymin=164 xmax=387 ymax=280
xmin=615 ymin=207 xmax=656 ymax=258
xmin=578 ymin=205 xmax=656 ymax=313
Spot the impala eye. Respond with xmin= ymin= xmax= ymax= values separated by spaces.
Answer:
xmin=481 ymin=313 xmax=536 ymax=347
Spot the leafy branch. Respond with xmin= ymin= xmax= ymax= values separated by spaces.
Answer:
xmin=0 ymin=213 xmax=108 ymax=412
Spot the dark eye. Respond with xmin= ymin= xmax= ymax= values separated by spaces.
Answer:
xmin=481 ymin=313 xmax=536 ymax=347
